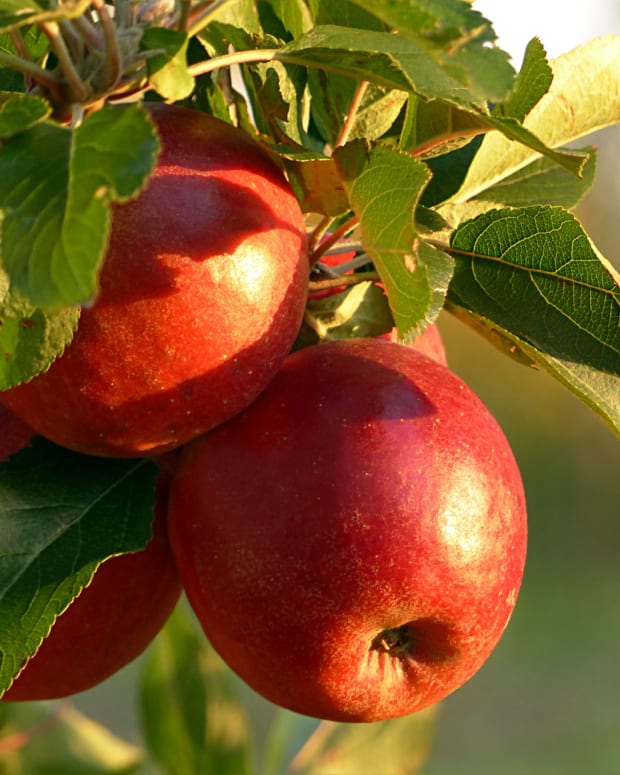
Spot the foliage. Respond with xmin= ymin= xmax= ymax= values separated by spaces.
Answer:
xmin=0 ymin=0 xmax=618 ymax=771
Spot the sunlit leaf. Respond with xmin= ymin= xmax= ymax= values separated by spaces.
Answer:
xmin=335 ymin=140 xmax=454 ymax=340
xmin=0 ymin=103 xmax=159 ymax=309
xmin=349 ymin=0 xmax=516 ymax=102
xmin=446 ymin=35 xmax=620 ymax=206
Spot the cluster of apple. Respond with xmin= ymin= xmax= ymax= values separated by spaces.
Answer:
xmin=0 ymin=104 xmax=527 ymax=722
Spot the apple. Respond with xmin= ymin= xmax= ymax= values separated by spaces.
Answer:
xmin=168 ymin=338 xmax=527 ymax=722
xmin=0 ymin=404 xmax=34 ymax=461
xmin=382 ymin=323 xmax=448 ymax=366
xmin=1 ymin=472 xmax=182 ymax=702
xmin=0 ymin=103 xmax=308 ymax=457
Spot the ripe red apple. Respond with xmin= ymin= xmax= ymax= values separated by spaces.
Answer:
xmin=0 ymin=103 xmax=308 ymax=457
xmin=168 ymin=338 xmax=527 ymax=722
xmin=382 ymin=323 xmax=448 ymax=366
xmin=0 ymin=405 xmax=34 ymax=461
xmin=2 ymin=473 xmax=181 ymax=701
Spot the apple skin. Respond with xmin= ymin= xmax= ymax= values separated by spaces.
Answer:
xmin=0 ymin=405 xmax=34 ymax=461
xmin=0 ymin=103 xmax=308 ymax=457
xmin=168 ymin=338 xmax=527 ymax=722
xmin=382 ymin=323 xmax=448 ymax=366
xmin=1 ymin=472 xmax=182 ymax=702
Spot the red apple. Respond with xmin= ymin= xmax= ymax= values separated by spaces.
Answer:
xmin=168 ymin=338 xmax=527 ymax=722
xmin=0 ymin=405 xmax=34 ymax=461
xmin=2 ymin=474 xmax=181 ymax=701
xmin=0 ymin=103 xmax=308 ymax=457
xmin=383 ymin=323 xmax=448 ymax=366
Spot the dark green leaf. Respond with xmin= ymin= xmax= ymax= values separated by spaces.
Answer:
xmin=335 ymin=140 xmax=454 ymax=340
xmin=0 ymin=103 xmax=159 ymax=309
xmin=448 ymin=206 xmax=620 ymax=430
xmin=140 ymin=605 xmax=253 ymax=775
xmin=141 ymin=27 xmax=194 ymax=101
xmin=0 ymin=438 xmax=158 ymax=694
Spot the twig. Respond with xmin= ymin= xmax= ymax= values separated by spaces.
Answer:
xmin=309 ymin=214 xmax=359 ymax=267
xmin=335 ymin=79 xmax=369 ymax=148
xmin=187 ymin=48 xmax=280 ymax=78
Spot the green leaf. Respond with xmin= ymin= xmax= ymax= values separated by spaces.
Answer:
xmin=346 ymin=83 xmax=408 ymax=142
xmin=348 ymin=0 xmax=516 ymax=102
xmin=439 ymin=145 xmax=597 ymax=224
xmin=445 ymin=303 xmax=620 ymax=434
xmin=259 ymin=0 xmax=313 ymax=39
xmin=399 ymin=98 xmax=487 ymax=157
xmin=283 ymin=25 xmax=481 ymax=108
xmin=297 ymin=281 xmax=393 ymax=348
xmin=273 ymin=705 xmax=439 ymax=774
xmin=0 ymin=103 xmax=159 ymax=310
xmin=308 ymin=0 xmax=387 ymax=30
xmin=495 ymin=37 xmax=553 ymax=121
xmin=140 ymin=605 xmax=254 ymax=775
xmin=196 ymin=0 xmax=261 ymax=38
xmin=0 ymin=438 xmax=158 ymax=694
xmin=447 ymin=206 xmax=620 ymax=430
xmin=282 ymin=27 xmax=585 ymax=175
xmin=0 ymin=0 xmax=92 ymax=32
xmin=0 ymin=303 xmax=78 ymax=389
xmin=141 ymin=27 xmax=195 ymax=101
xmin=0 ymin=91 xmax=50 ymax=138
xmin=334 ymin=141 xmax=454 ymax=340
xmin=445 ymin=36 xmax=620 ymax=207
xmin=0 ymin=702 xmax=143 ymax=774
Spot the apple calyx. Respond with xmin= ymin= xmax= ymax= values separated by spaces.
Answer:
xmin=372 ymin=619 xmax=458 ymax=664
xmin=371 ymin=625 xmax=417 ymax=660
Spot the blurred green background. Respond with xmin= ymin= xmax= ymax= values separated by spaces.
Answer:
xmin=61 ymin=6 xmax=620 ymax=773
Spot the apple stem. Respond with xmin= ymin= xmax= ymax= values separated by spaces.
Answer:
xmin=307 ymin=270 xmax=380 ymax=294
xmin=309 ymin=215 xmax=359 ymax=267
xmin=41 ymin=21 xmax=90 ymax=103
